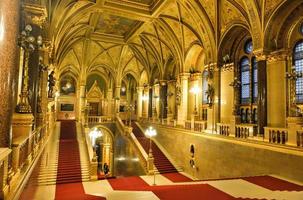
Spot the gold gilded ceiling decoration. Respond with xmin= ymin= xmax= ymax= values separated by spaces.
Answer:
xmin=96 ymin=13 xmax=140 ymax=37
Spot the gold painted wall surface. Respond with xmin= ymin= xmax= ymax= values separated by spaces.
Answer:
xmin=141 ymin=124 xmax=303 ymax=182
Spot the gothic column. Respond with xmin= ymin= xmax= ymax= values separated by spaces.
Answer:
xmin=177 ymin=73 xmax=190 ymax=126
xmin=115 ymin=86 xmax=121 ymax=114
xmin=153 ymin=83 xmax=160 ymax=120
xmin=255 ymin=52 xmax=268 ymax=135
xmin=159 ymin=80 xmax=167 ymax=121
xmin=107 ymin=89 xmax=113 ymax=117
xmin=79 ymin=84 xmax=86 ymax=123
xmin=267 ymin=51 xmax=287 ymax=127
xmin=167 ymin=80 xmax=176 ymax=118
xmin=136 ymin=87 xmax=143 ymax=119
xmin=142 ymin=86 xmax=149 ymax=118
xmin=0 ymin=0 xmax=20 ymax=147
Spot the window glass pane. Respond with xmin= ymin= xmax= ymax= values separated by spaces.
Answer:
xmin=245 ymin=40 xmax=253 ymax=54
xmin=240 ymin=57 xmax=250 ymax=103
xmin=295 ymin=41 xmax=303 ymax=103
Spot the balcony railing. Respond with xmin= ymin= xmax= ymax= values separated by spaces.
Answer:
xmin=88 ymin=116 xmax=113 ymax=124
xmin=235 ymin=124 xmax=257 ymax=138
xmin=217 ymin=123 xmax=230 ymax=136
xmin=264 ymin=127 xmax=288 ymax=145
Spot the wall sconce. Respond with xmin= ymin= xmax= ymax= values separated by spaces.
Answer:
xmin=286 ymin=65 xmax=303 ymax=80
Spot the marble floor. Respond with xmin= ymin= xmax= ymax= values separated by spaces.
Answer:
xmin=19 ymin=122 xmax=303 ymax=200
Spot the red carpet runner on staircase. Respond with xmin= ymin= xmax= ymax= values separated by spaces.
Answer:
xmin=55 ymin=121 xmax=106 ymax=200
xmin=131 ymin=122 xmax=192 ymax=182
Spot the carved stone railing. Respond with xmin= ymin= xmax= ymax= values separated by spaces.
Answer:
xmin=297 ymin=130 xmax=303 ymax=147
xmin=0 ymin=148 xmax=11 ymax=199
xmin=264 ymin=127 xmax=288 ymax=145
xmin=235 ymin=124 xmax=257 ymax=138
xmin=12 ymin=125 xmax=47 ymax=173
xmin=185 ymin=120 xmax=191 ymax=130
xmin=83 ymin=126 xmax=98 ymax=180
xmin=217 ymin=123 xmax=230 ymax=136
xmin=88 ymin=116 xmax=113 ymax=124
xmin=194 ymin=121 xmax=207 ymax=132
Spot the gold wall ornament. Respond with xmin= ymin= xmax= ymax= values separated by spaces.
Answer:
xmin=16 ymin=24 xmax=43 ymax=113
xmin=22 ymin=3 xmax=47 ymax=28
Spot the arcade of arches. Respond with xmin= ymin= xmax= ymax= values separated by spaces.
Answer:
xmin=1 ymin=0 xmax=303 ymax=199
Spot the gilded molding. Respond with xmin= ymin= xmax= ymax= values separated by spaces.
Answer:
xmin=221 ymin=63 xmax=234 ymax=72
xmin=267 ymin=50 xmax=290 ymax=63
xmin=22 ymin=3 xmax=47 ymax=28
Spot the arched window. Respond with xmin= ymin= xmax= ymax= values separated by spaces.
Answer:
xmin=252 ymin=57 xmax=258 ymax=102
xmin=202 ymin=70 xmax=208 ymax=104
xmin=240 ymin=57 xmax=250 ymax=104
xmin=294 ymin=40 xmax=303 ymax=103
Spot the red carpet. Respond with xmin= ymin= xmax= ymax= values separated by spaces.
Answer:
xmin=56 ymin=121 xmax=82 ymax=184
xmin=152 ymin=184 xmax=235 ymax=200
xmin=162 ymin=172 xmax=192 ymax=182
xmin=132 ymin=122 xmax=178 ymax=174
xmin=55 ymin=121 xmax=106 ymax=200
xmin=243 ymin=176 xmax=303 ymax=191
xmin=56 ymin=183 xmax=106 ymax=200
xmin=108 ymin=176 xmax=150 ymax=191
xmin=108 ymin=176 xmax=235 ymax=199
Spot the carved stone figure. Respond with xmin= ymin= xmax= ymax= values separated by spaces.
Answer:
xmin=175 ymin=81 xmax=181 ymax=106
xmin=48 ymin=71 xmax=56 ymax=98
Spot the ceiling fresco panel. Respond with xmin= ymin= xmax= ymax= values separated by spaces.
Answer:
xmin=96 ymin=13 xmax=140 ymax=37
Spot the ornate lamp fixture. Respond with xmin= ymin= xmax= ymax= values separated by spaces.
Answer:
xmin=16 ymin=24 xmax=43 ymax=113
xmin=286 ymin=66 xmax=303 ymax=80
xmin=229 ymin=77 xmax=241 ymax=88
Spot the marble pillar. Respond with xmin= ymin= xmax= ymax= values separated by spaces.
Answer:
xmin=257 ymin=58 xmax=267 ymax=135
xmin=167 ymin=80 xmax=176 ymax=118
xmin=177 ymin=73 xmax=190 ymax=126
xmin=159 ymin=80 xmax=168 ymax=120
xmin=107 ymin=89 xmax=113 ymax=116
xmin=142 ymin=87 xmax=149 ymax=118
xmin=0 ymin=0 xmax=20 ymax=147
xmin=136 ymin=87 xmax=143 ymax=119
xmin=115 ymin=86 xmax=121 ymax=114
xmin=79 ymin=85 xmax=86 ymax=123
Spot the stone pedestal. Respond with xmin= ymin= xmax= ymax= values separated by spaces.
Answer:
xmin=147 ymin=156 xmax=155 ymax=175
xmin=124 ymin=126 xmax=133 ymax=136
xmin=287 ymin=123 xmax=301 ymax=146
xmin=230 ymin=115 xmax=241 ymax=137
xmin=12 ymin=113 xmax=34 ymax=139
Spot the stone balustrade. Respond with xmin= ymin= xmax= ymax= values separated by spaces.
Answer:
xmin=217 ymin=123 xmax=230 ymax=136
xmin=12 ymin=125 xmax=47 ymax=173
xmin=297 ymin=130 xmax=303 ymax=147
xmin=88 ymin=116 xmax=113 ymax=124
xmin=185 ymin=120 xmax=191 ymax=130
xmin=264 ymin=127 xmax=288 ymax=145
xmin=194 ymin=121 xmax=207 ymax=132
xmin=0 ymin=148 xmax=11 ymax=199
xmin=235 ymin=124 xmax=257 ymax=138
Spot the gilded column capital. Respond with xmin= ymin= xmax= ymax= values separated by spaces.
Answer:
xmin=267 ymin=50 xmax=290 ymax=63
xmin=179 ymin=73 xmax=190 ymax=79
xmin=253 ymin=49 xmax=270 ymax=61
xmin=159 ymin=80 xmax=167 ymax=86
xmin=221 ymin=63 xmax=234 ymax=72
xmin=136 ymin=86 xmax=144 ymax=91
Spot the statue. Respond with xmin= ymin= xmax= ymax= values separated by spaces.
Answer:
xmin=206 ymin=84 xmax=214 ymax=107
xmin=48 ymin=71 xmax=56 ymax=98
xmin=175 ymin=81 xmax=181 ymax=105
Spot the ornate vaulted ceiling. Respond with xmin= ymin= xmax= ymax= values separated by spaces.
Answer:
xmin=40 ymin=0 xmax=303 ymax=86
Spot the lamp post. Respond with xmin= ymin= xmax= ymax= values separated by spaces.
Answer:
xmin=145 ymin=126 xmax=157 ymax=185
xmin=16 ymin=24 xmax=43 ymax=113
xmin=190 ymin=86 xmax=201 ymax=115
